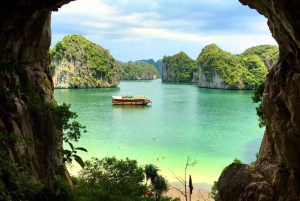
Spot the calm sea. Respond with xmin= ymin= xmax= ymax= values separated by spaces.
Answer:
xmin=54 ymin=79 xmax=263 ymax=189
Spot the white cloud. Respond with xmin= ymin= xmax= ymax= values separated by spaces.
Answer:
xmin=128 ymin=27 xmax=213 ymax=41
xmin=248 ymin=20 xmax=270 ymax=33
xmin=52 ymin=0 xmax=277 ymax=61
xmin=58 ymin=0 xmax=118 ymax=16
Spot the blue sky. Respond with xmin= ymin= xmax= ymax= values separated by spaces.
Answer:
xmin=51 ymin=0 xmax=277 ymax=62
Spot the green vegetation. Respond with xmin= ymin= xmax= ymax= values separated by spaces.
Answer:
xmin=162 ymin=51 xmax=198 ymax=82
xmin=233 ymin=158 xmax=243 ymax=164
xmin=76 ymin=157 xmax=146 ymax=201
xmin=240 ymin=44 xmax=278 ymax=69
xmin=210 ymin=181 xmax=218 ymax=199
xmin=50 ymin=34 xmax=120 ymax=87
xmin=0 ymin=101 xmax=86 ymax=200
xmin=134 ymin=59 xmax=163 ymax=76
xmin=71 ymin=157 xmax=174 ymax=201
xmin=252 ymin=81 xmax=266 ymax=127
xmin=119 ymin=62 xmax=158 ymax=80
xmin=162 ymin=44 xmax=276 ymax=86
xmin=197 ymin=44 xmax=272 ymax=89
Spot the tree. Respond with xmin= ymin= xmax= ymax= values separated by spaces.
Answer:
xmin=77 ymin=157 xmax=147 ymax=201
xmin=144 ymin=164 xmax=159 ymax=185
xmin=252 ymin=81 xmax=265 ymax=127
xmin=153 ymin=175 xmax=168 ymax=201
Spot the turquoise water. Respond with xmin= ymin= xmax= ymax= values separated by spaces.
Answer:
xmin=54 ymin=79 xmax=263 ymax=188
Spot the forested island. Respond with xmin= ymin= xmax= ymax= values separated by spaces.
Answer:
xmin=119 ymin=61 xmax=158 ymax=80
xmin=50 ymin=34 xmax=120 ymax=88
xmin=50 ymin=35 xmax=159 ymax=88
xmin=162 ymin=44 xmax=278 ymax=89
xmin=134 ymin=59 xmax=163 ymax=76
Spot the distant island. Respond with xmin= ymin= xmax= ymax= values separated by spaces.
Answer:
xmin=133 ymin=59 xmax=163 ymax=76
xmin=162 ymin=44 xmax=278 ymax=89
xmin=119 ymin=61 xmax=158 ymax=80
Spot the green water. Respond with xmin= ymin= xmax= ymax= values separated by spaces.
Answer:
xmin=54 ymin=79 xmax=263 ymax=188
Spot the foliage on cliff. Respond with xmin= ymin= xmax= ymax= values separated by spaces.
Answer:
xmin=196 ymin=44 xmax=273 ymax=89
xmin=50 ymin=34 xmax=120 ymax=88
xmin=119 ymin=62 xmax=158 ymax=80
xmin=134 ymin=59 xmax=163 ymax=75
xmin=162 ymin=51 xmax=198 ymax=82
xmin=240 ymin=44 xmax=279 ymax=71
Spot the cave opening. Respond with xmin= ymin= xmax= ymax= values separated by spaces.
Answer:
xmin=2 ymin=0 xmax=300 ymax=200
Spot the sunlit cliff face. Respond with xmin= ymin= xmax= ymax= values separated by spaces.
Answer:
xmin=217 ymin=0 xmax=300 ymax=200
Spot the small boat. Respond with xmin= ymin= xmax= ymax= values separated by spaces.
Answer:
xmin=112 ymin=93 xmax=152 ymax=105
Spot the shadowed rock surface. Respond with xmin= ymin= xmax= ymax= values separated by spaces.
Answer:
xmin=0 ymin=0 xmax=73 ymax=181
xmin=217 ymin=0 xmax=300 ymax=200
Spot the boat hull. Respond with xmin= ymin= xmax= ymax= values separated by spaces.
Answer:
xmin=112 ymin=100 xmax=152 ymax=105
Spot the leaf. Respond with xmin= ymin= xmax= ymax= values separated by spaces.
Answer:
xmin=58 ymin=149 xmax=65 ymax=154
xmin=75 ymin=147 xmax=88 ymax=152
xmin=68 ymin=142 xmax=74 ymax=151
xmin=0 ymin=179 xmax=5 ymax=190
xmin=66 ymin=150 xmax=72 ymax=155
xmin=73 ymin=154 xmax=85 ymax=168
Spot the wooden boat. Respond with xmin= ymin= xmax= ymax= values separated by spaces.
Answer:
xmin=112 ymin=93 xmax=152 ymax=105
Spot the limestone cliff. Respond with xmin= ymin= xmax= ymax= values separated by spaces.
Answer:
xmin=217 ymin=1 xmax=300 ymax=201
xmin=51 ymin=34 xmax=120 ymax=88
xmin=162 ymin=51 xmax=198 ymax=83
xmin=0 ymin=0 xmax=73 ymax=183
xmin=198 ymin=64 xmax=231 ymax=89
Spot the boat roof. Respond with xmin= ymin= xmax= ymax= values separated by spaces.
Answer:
xmin=112 ymin=96 xmax=122 ymax=99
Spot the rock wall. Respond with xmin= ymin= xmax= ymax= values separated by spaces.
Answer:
xmin=198 ymin=64 xmax=231 ymax=89
xmin=191 ymin=70 xmax=199 ymax=83
xmin=52 ymin=58 xmax=74 ymax=88
xmin=161 ymin=63 xmax=177 ymax=82
xmin=261 ymin=54 xmax=278 ymax=71
xmin=52 ymin=57 xmax=120 ymax=88
xmin=0 ymin=0 xmax=73 ymax=181
xmin=217 ymin=0 xmax=300 ymax=200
